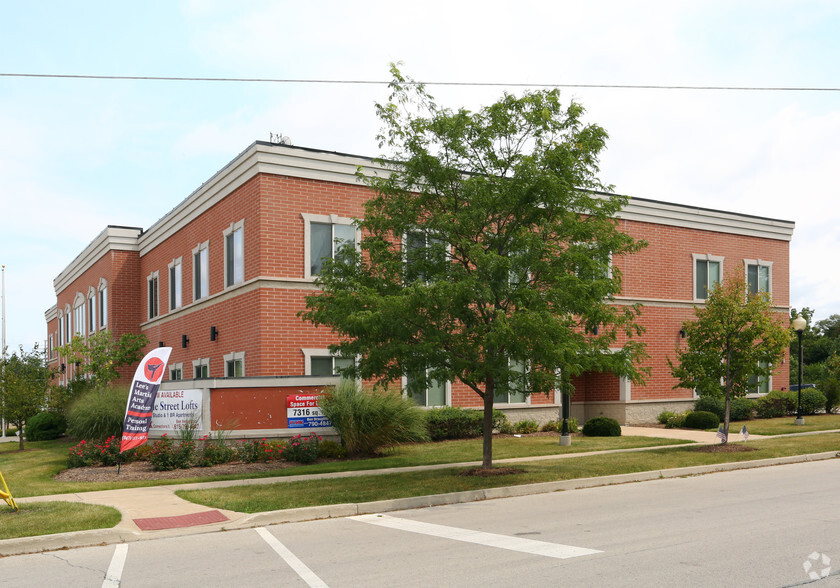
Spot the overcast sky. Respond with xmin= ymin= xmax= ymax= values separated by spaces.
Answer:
xmin=1 ymin=0 xmax=838 ymax=352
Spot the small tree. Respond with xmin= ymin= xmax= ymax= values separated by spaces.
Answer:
xmin=818 ymin=353 xmax=840 ymax=414
xmin=670 ymin=279 xmax=791 ymax=443
xmin=0 ymin=345 xmax=53 ymax=450
xmin=302 ymin=67 xmax=648 ymax=468
xmin=57 ymin=330 xmax=148 ymax=388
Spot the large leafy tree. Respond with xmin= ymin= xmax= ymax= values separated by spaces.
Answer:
xmin=0 ymin=345 xmax=53 ymax=450
xmin=302 ymin=67 xmax=648 ymax=468
xmin=57 ymin=330 xmax=149 ymax=388
xmin=670 ymin=278 xmax=791 ymax=442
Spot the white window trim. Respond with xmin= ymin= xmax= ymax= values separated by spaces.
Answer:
xmin=168 ymin=257 xmax=183 ymax=311
xmin=223 ymin=219 xmax=245 ymax=289
xmin=147 ymin=270 xmax=160 ymax=320
xmin=169 ymin=362 xmax=184 ymax=381
xmin=87 ymin=286 xmax=97 ymax=334
xmin=192 ymin=357 xmax=210 ymax=379
xmin=223 ymin=351 xmax=246 ymax=377
xmin=494 ymin=359 xmax=532 ymax=406
xmin=192 ymin=240 xmax=210 ymax=301
xmin=72 ymin=293 xmax=85 ymax=338
xmin=692 ymin=253 xmax=725 ymax=302
xmin=743 ymin=258 xmax=773 ymax=296
xmin=57 ymin=312 xmax=64 ymax=346
xmin=400 ymin=371 xmax=452 ymax=408
xmin=302 ymin=213 xmax=359 ymax=281
xmin=98 ymin=278 xmax=108 ymax=329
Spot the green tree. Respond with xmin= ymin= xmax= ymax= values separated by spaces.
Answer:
xmin=0 ymin=345 xmax=53 ymax=450
xmin=57 ymin=330 xmax=149 ymax=388
xmin=670 ymin=279 xmax=791 ymax=443
xmin=818 ymin=352 xmax=840 ymax=414
xmin=302 ymin=67 xmax=648 ymax=468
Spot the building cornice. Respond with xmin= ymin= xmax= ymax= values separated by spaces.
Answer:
xmin=44 ymin=305 xmax=57 ymax=322
xmin=53 ymin=226 xmax=142 ymax=295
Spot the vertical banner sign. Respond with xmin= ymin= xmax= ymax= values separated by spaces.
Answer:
xmin=120 ymin=347 xmax=172 ymax=453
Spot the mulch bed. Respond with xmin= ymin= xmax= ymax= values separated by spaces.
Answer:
xmin=692 ymin=444 xmax=758 ymax=453
xmin=457 ymin=467 xmax=526 ymax=477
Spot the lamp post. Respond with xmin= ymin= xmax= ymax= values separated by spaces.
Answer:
xmin=792 ymin=314 xmax=807 ymax=425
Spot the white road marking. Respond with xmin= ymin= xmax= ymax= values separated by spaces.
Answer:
xmin=102 ymin=543 xmax=128 ymax=588
xmin=350 ymin=514 xmax=602 ymax=560
xmin=255 ymin=527 xmax=329 ymax=587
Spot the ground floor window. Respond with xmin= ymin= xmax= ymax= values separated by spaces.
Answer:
xmin=224 ymin=351 xmax=245 ymax=377
xmin=494 ymin=359 xmax=528 ymax=404
xmin=193 ymin=358 xmax=210 ymax=379
xmin=404 ymin=371 xmax=447 ymax=407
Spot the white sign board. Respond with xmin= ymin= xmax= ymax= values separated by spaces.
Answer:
xmin=150 ymin=389 xmax=202 ymax=431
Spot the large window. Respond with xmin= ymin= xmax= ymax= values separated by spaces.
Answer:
xmin=73 ymin=297 xmax=85 ymax=338
xmin=310 ymin=355 xmax=354 ymax=377
xmin=224 ymin=220 xmax=245 ymax=287
xmin=404 ymin=229 xmax=446 ymax=283
xmin=224 ymin=351 xmax=245 ymax=377
xmin=58 ymin=314 xmax=64 ymax=346
xmin=745 ymin=260 xmax=772 ymax=296
xmin=748 ymin=361 xmax=770 ymax=394
xmin=193 ymin=242 xmax=209 ymax=300
xmin=303 ymin=213 xmax=357 ymax=278
xmin=405 ymin=371 xmax=447 ymax=407
xmin=494 ymin=359 xmax=528 ymax=404
xmin=99 ymin=280 xmax=108 ymax=328
xmin=147 ymin=271 xmax=159 ymax=320
xmin=169 ymin=258 xmax=183 ymax=311
xmin=88 ymin=289 xmax=97 ymax=333
xmin=693 ymin=254 xmax=723 ymax=300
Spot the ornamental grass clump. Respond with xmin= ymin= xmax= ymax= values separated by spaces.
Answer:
xmin=66 ymin=385 xmax=129 ymax=441
xmin=319 ymin=381 xmax=429 ymax=457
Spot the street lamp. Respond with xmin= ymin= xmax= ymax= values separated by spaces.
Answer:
xmin=792 ymin=314 xmax=807 ymax=425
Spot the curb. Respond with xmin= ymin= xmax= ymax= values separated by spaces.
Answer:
xmin=4 ymin=450 xmax=835 ymax=557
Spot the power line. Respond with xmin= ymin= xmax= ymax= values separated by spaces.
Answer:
xmin=1 ymin=72 xmax=839 ymax=92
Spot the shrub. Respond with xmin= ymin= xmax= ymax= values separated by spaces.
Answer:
xmin=236 ymin=438 xmax=283 ymax=463
xmin=799 ymin=388 xmax=828 ymax=415
xmin=67 ymin=435 xmax=125 ymax=468
xmin=66 ymin=386 xmax=128 ymax=441
xmin=683 ymin=410 xmax=720 ymax=429
xmin=284 ymin=433 xmax=321 ymax=463
xmin=755 ymin=389 xmax=827 ymax=418
xmin=318 ymin=439 xmax=347 ymax=460
xmin=148 ymin=434 xmax=194 ymax=471
xmin=540 ymin=420 xmax=559 ymax=432
xmin=426 ymin=407 xmax=509 ymax=441
xmin=657 ymin=410 xmax=677 ymax=425
xmin=25 ymin=411 xmax=66 ymax=441
xmin=582 ymin=417 xmax=621 ymax=437
xmin=195 ymin=435 xmax=237 ymax=467
xmin=821 ymin=377 xmax=840 ymax=414
xmin=664 ymin=411 xmax=689 ymax=429
xmin=694 ymin=395 xmax=754 ymax=421
xmin=319 ymin=382 xmax=429 ymax=456
xmin=513 ymin=419 xmax=539 ymax=434
xmin=67 ymin=439 xmax=100 ymax=468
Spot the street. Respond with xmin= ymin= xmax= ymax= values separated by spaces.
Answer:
xmin=3 ymin=458 xmax=840 ymax=587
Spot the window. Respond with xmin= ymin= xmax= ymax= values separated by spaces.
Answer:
xmin=224 ymin=351 xmax=245 ymax=377
xmin=745 ymin=259 xmax=772 ymax=296
xmin=99 ymin=280 xmax=108 ymax=328
xmin=58 ymin=314 xmax=64 ymax=346
xmin=169 ymin=363 xmax=183 ymax=381
xmin=303 ymin=213 xmax=357 ymax=278
xmin=224 ymin=220 xmax=245 ymax=287
xmin=73 ymin=296 xmax=85 ymax=338
xmin=748 ymin=361 xmax=770 ymax=394
xmin=310 ymin=355 xmax=354 ymax=377
xmin=168 ymin=258 xmax=183 ymax=311
xmin=193 ymin=242 xmax=209 ymax=300
xmin=405 ymin=370 xmax=447 ymax=407
xmin=65 ymin=305 xmax=72 ymax=341
xmin=494 ymin=359 xmax=528 ymax=404
xmin=147 ymin=271 xmax=159 ymax=320
xmin=193 ymin=358 xmax=210 ymax=379
xmin=693 ymin=254 xmax=723 ymax=300
xmin=88 ymin=289 xmax=96 ymax=334
xmin=49 ymin=334 xmax=54 ymax=359
xmin=404 ymin=229 xmax=446 ymax=283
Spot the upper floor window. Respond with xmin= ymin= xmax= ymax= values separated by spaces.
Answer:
xmin=73 ymin=296 xmax=86 ymax=338
xmin=147 ymin=271 xmax=160 ymax=320
xmin=88 ymin=288 xmax=97 ymax=333
xmin=58 ymin=313 xmax=64 ymax=346
xmin=693 ymin=254 xmax=723 ymax=300
xmin=169 ymin=257 xmax=183 ymax=311
xmin=98 ymin=279 xmax=108 ymax=328
xmin=65 ymin=304 xmax=72 ymax=341
xmin=224 ymin=351 xmax=245 ymax=377
xmin=224 ymin=220 xmax=245 ymax=287
xmin=302 ymin=213 xmax=357 ymax=278
xmin=193 ymin=241 xmax=209 ymax=300
xmin=745 ymin=259 xmax=772 ymax=296
xmin=49 ymin=334 xmax=54 ymax=359
xmin=404 ymin=229 xmax=446 ymax=283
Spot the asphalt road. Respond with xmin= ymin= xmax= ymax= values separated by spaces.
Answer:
xmin=3 ymin=458 xmax=840 ymax=587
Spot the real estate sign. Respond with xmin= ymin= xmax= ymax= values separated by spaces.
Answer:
xmin=151 ymin=389 xmax=203 ymax=431
xmin=286 ymin=393 xmax=331 ymax=428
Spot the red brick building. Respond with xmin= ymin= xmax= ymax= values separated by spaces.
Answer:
xmin=46 ymin=142 xmax=794 ymax=426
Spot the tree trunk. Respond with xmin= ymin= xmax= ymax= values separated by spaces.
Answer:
xmin=722 ymin=391 xmax=731 ymax=445
xmin=482 ymin=377 xmax=495 ymax=469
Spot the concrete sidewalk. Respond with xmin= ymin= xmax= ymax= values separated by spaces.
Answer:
xmin=4 ymin=425 xmax=824 ymax=557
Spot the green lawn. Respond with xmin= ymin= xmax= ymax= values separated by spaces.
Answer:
xmin=177 ymin=432 xmax=840 ymax=513
xmin=0 ymin=435 xmax=689 ymax=498
xmin=729 ymin=413 xmax=840 ymax=436
xmin=0 ymin=502 xmax=121 ymax=540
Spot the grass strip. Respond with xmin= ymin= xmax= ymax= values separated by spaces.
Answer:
xmin=0 ymin=502 xmax=121 ymax=540
xmin=727 ymin=413 xmax=840 ymax=436
xmin=0 ymin=436 xmax=687 ymax=498
xmin=176 ymin=433 xmax=840 ymax=513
